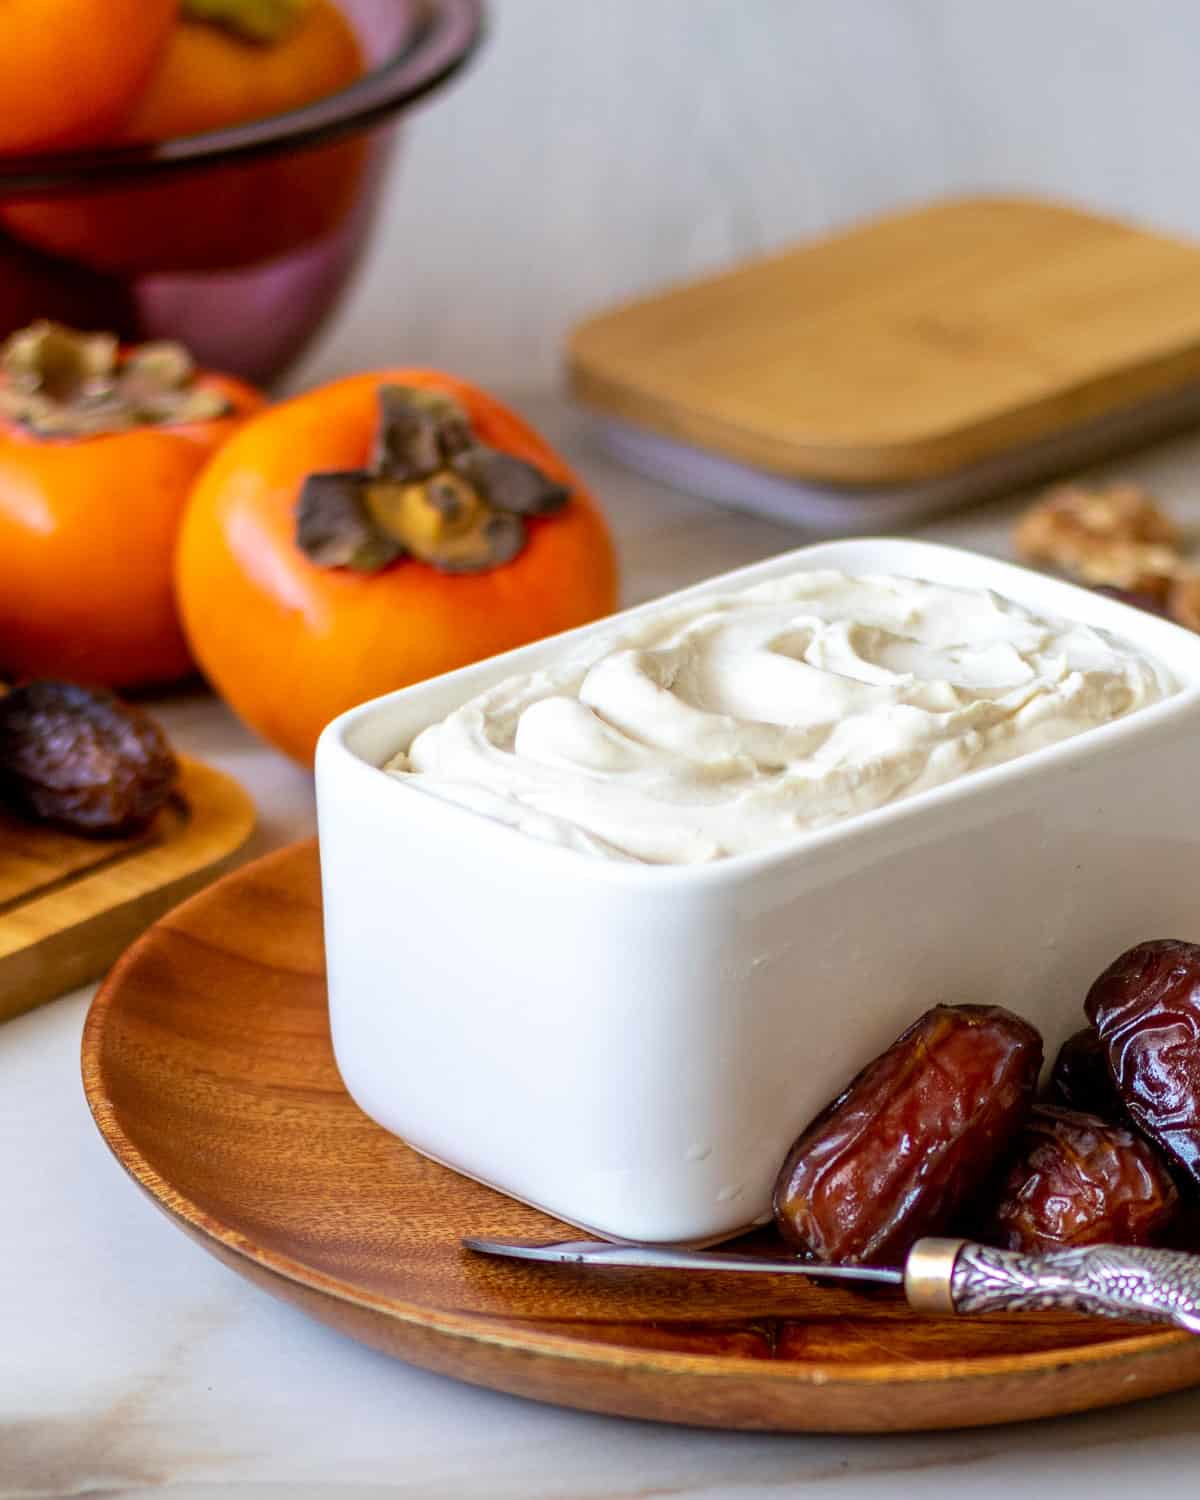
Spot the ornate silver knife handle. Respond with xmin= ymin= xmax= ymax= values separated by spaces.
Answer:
xmin=905 ymin=1238 xmax=1200 ymax=1333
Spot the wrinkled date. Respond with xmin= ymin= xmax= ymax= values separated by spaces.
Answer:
xmin=980 ymin=1105 xmax=1179 ymax=1254
xmin=0 ymin=680 xmax=178 ymax=836
xmin=1050 ymin=1027 xmax=1126 ymax=1121
xmin=773 ymin=1005 xmax=1042 ymax=1265
xmin=1086 ymin=940 xmax=1200 ymax=1189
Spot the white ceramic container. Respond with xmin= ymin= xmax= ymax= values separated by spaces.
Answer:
xmin=315 ymin=539 xmax=1200 ymax=1245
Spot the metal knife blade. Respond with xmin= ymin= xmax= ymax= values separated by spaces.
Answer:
xmin=463 ymin=1236 xmax=1200 ymax=1335
xmin=461 ymin=1236 xmax=904 ymax=1286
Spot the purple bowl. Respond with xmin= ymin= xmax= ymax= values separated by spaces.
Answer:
xmin=0 ymin=0 xmax=484 ymax=386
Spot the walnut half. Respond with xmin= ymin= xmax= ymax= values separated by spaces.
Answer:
xmin=1169 ymin=573 xmax=1200 ymax=633
xmin=1014 ymin=483 xmax=1187 ymax=603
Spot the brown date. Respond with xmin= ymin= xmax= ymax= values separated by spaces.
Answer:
xmin=1085 ymin=940 xmax=1200 ymax=1190
xmin=0 ymin=680 xmax=177 ymax=836
xmin=979 ymin=1105 xmax=1179 ymax=1254
xmin=773 ymin=1004 xmax=1042 ymax=1265
xmin=1050 ymin=1027 xmax=1126 ymax=1121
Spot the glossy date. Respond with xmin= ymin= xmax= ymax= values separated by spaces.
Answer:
xmin=980 ymin=1104 xmax=1179 ymax=1254
xmin=773 ymin=1004 xmax=1042 ymax=1265
xmin=1085 ymin=940 xmax=1200 ymax=1189
xmin=1050 ymin=1027 xmax=1126 ymax=1121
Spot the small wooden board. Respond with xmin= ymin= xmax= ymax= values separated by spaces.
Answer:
xmin=82 ymin=842 xmax=1200 ymax=1432
xmin=568 ymin=195 xmax=1200 ymax=485
xmin=2 ymin=756 xmax=255 ymax=1023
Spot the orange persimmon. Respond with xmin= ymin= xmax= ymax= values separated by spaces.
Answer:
xmin=0 ymin=0 xmax=175 ymax=155
xmin=2 ymin=0 xmax=365 ymax=274
xmin=176 ymin=373 xmax=619 ymax=764
xmin=0 ymin=335 xmax=263 ymax=690
xmin=122 ymin=0 xmax=363 ymax=142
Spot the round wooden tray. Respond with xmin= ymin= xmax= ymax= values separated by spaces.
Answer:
xmin=82 ymin=841 xmax=1200 ymax=1433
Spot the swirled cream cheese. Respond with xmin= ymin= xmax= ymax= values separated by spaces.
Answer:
xmin=386 ymin=571 xmax=1173 ymax=864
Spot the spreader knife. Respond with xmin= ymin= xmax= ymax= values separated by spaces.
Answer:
xmin=463 ymin=1235 xmax=1200 ymax=1333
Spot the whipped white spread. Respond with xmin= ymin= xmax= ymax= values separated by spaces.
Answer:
xmin=386 ymin=571 xmax=1173 ymax=864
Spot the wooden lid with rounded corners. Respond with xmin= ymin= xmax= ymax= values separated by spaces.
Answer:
xmin=568 ymin=196 xmax=1200 ymax=486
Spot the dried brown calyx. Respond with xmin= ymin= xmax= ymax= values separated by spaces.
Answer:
xmin=0 ymin=322 xmax=230 ymax=439
xmin=182 ymin=0 xmax=309 ymax=45
xmin=295 ymin=385 xmax=569 ymax=575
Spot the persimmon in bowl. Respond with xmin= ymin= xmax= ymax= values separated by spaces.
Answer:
xmin=0 ymin=0 xmax=484 ymax=385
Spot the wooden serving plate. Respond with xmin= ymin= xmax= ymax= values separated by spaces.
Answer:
xmin=82 ymin=842 xmax=1200 ymax=1432
xmin=2 ymin=756 xmax=255 ymax=1023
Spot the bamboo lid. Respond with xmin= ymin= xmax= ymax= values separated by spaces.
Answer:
xmin=568 ymin=197 xmax=1200 ymax=486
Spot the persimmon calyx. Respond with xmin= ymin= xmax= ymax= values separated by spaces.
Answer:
xmin=372 ymin=385 xmax=473 ymax=477
xmin=295 ymin=385 xmax=569 ymax=575
xmin=0 ymin=322 xmax=230 ymax=439
xmin=181 ymin=0 xmax=309 ymax=45
xmin=294 ymin=472 xmax=405 ymax=572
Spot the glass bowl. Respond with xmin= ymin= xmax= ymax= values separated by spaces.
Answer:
xmin=0 ymin=0 xmax=484 ymax=385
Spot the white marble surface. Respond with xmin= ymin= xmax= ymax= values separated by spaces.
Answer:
xmin=4 ymin=397 xmax=1200 ymax=1498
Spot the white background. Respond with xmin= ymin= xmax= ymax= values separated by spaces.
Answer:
xmin=304 ymin=0 xmax=1200 ymax=393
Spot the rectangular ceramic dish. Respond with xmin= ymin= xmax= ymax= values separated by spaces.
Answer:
xmin=315 ymin=540 xmax=1200 ymax=1244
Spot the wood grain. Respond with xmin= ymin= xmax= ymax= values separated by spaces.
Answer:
xmin=1 ymin=757 xmax=255 ymax=1023
xmin=568 ymin=197 xmax=1200 ymax=484
xmin=81 ymin=841 xmax=1200 ymax=1432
